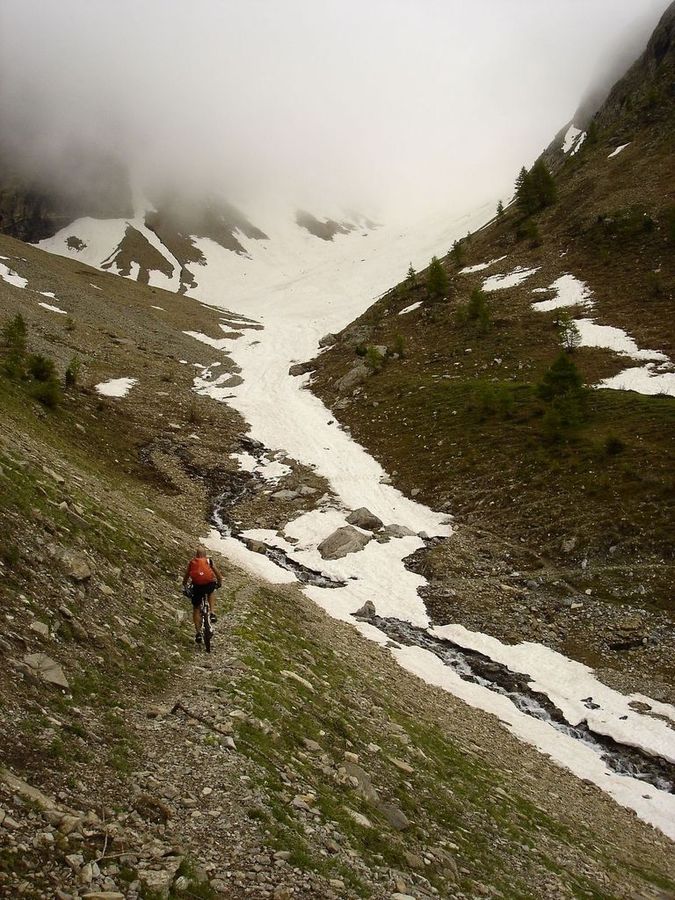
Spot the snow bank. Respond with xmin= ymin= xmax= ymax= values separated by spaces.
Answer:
xmin=530 ymin=274 xmax=593 ymax=311
xmin=95 ymin=377 xmax=138 ymax=398
xmin=561 ymin=124 xmax=584 ymax=154
xmin=573 ymin=319 xmax=667 ymax=361
xmin=38 ymin=302 xmax=67 ymax=315
xmin=598 ymin=364 xmax=675 ymax=398
xmin=0 ymin=263 xmax=28 ymax=289
xmin=483 ymin=266 xmax=539 ymax=292
xmin=394 ymin=643 xmax=675 ymax=840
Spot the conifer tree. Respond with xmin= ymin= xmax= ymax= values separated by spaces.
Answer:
xmin=427 ymin=256 xmax=449 ymax=297
xmin=496 ymin=199 xmax=504 ymax=217
xmin=406 ymin=263 xmax=416 ymax=285
xmin=531 ymin=159 xmax=556 ymax=208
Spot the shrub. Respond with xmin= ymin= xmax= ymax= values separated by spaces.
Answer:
xmin=65 ymin=357 xmax=81 ymax=388
xmin=557 ymin=312 xmax=581 ymax=352
xmin=604 ymin=434 xmax=626 ymax=456
xmin=393 ymin=333 xmax=406 ymax=358
xmin=427 ymin=256 xmax=449 ymax=297
xmin=365 ymin=346 xmax=385 ymax=372
xmin=30 ymin=378 xmax=61 ymax=409
xmin=28 ymin=354 xmax=57 ymax=382
xmin=469 ymin=383 xmax=514 ymax=420
xmin=496 ymin=199 xmax=504 ymax=217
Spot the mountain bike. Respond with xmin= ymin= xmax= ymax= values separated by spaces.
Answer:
xmin=199 ymin=593 xmax=214 ymax=653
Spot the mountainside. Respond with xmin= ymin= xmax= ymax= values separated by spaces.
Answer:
xmin=4 ymin=237 xmax=674 ymax=898
xmin=308 ymin=3 xmax=675 ymax=683
xmin=2 ymin=6 xmax=675 ymax=897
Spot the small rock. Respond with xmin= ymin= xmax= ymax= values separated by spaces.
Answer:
xmin=353 ymin=600 xmax=376 ymax=620
xmin=389 ymin=757 xmax=414 ymax=775
xmin=281 ymin=670 xmax=315 ymax=693
xmin=271 ymin=489 xmax=299 ymax=501
xmin=29 ymin=621 xmax=50 ymax=638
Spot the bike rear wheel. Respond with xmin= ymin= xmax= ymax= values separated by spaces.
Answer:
xmin=202 ymin=601 xmax=212 ymax=653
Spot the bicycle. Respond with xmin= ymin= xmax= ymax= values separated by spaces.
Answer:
xmin=183 ymin=585 xmax=215 ymax=653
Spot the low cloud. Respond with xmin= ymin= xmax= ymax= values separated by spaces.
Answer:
xmin=0 ymin=0 xmax=670 ymax=220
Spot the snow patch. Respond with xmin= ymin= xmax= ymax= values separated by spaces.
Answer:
xmin=231 ymin=451 xmax=291 ymax=481
xmin=0 ymin=263 xmax=28 ymax=289
xmin=38 ymin=302 xmax=67 ymax=315
xmin=398 ymin=301 xmax=422 ymax=316
xmin=530 ymin=274 xmax=593 ymax=311
xmin=573 ymin=319 xmax=667 ymax=362
xmin=598 ymin=365 xmax=675 ymax=398
xmin=95 ymin=377 xmax=138 ymax=398
xmin=459 ymin=255 xmax=507 ymax=274
xmin=608 ymin=143 xmax=630 ymax=159
xmin=482 ymin=266 xmax=539 ymax=292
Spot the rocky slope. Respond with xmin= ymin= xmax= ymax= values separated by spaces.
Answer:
xmin=308 ymin=3 xmax=675 ymax=696
xmin=2 ymin=232 xmax=674 ymax=898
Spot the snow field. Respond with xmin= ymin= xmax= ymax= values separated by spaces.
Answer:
xmin=482 ymin=266 xmax=539 ymax=292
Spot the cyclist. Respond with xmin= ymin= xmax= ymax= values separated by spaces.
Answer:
xmin=183 ymin=547 xmax=223 ymax=644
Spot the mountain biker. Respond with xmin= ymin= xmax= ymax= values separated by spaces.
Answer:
xmin=183 ymin=547 xmax=223 ymax=644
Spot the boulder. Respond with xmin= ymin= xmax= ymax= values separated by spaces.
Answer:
xmin=381 ymin=524 xmax=416 ymax=539
xmin=336 ymin=364 xmax=369 ymax=394
xmin=343 ymin=762 xmax=380 ymax=804
xmin=318 ymin=526 xmax=372 ymax=560
xmin=346 ymin=507 xmax=383 ymax=531
xmin=23 ymin=653 xmax=69 ymax=689
xmin=353 ymin=600 xmax=376 ymax=620
xmin=271 ymin=490 xmax=299 ymax=501
xmin=288 ymin=361 xmax=315 ymax=377
xmin=62 ymin=550 xmax=93 ymax=581
xmin=376 ymin=801 xmax=410 ymax=831
xmin=318 ymin=332 xmax=338 ymax=348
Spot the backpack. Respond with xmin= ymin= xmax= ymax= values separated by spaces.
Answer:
xmin=189 ymin=556 xmax=215 ymax=585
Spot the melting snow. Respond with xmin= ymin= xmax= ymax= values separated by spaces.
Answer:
xmin=573 ymin=319 xmax=668 ymax=362
xmin=398 ymin=301 xmax=422 ymax=316
xmin=231 ymin=451 xmax=291 ymax=481
xmin=561 ymin=124 xmax=586 ymax=155
xmin=0 ymin=263 xmax=28 ymax=289
xmin=598 ymin=365 xmax=675 ymax=398
xmin=482 ymin=266 xmax=539 ymax=292
xmin=38 ymin=302 xmax=67 ymax=315
xmin=459 ymin=255 xmax=507 ymax=274
xmin=608 ymin=143 xmax=630 ymax=159
xmin=95 ymin=377 xmax=138 ymax=398
xmin=531 ymin=274 xmax=593 ymax=311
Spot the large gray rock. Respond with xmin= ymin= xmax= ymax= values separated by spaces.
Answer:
xmin=346 ymin=507 xmax=383 ymax=532
xmin=271 ymin=489 xmax=299 ymax=501
xmin=23 ymin=653 xmax=69 ymax=689
xmin=376 ymin=801 xmax=411 ymax=831
xmin=336 ymin=364 xmax=369 ymax=394
xmin=318 ymin=332 xmax=338 ymax=348
xmin=343 ymin=762 xmax=380 ymax=804
xmin=353 ymin=600 xmax=376 ymax=620
xmin=318 ymin=526 xmax=371 ymax=560
xmin=381 ymin=523 xmax=416 ymax=539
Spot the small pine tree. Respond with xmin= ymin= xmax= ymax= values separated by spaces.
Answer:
xmin=451 ymin=240 xmax=464 ymax=267
xmin=406 ymin=263 xmax=416 ymax=285
xmin=515 ymin=167 xmax=536 ymax=216
xmin=537 ymin=353 xmax=584 ymax=403
xmin=427 ymin=256 xmax=449 ymax=297
xmin=585 ymin=120 xmax=599 ymax=146
xmin=393 ymin=333 xmax=406 ymax=358
xmin=557 ymin=312 xmax=581 ymax=352
xmin=496 ymin=199 xmax=504 ymax=217
xmin=65 ymin=356 xmax=82 ymax=388
xmin=530 ymin=159 xmax=556 ymax=208
xmin=466 ymin=288 xmax=490 ymax=333
xmin=365 ymin=345 xmax=385 ymax=372
xmin=1 ymin=313 xmax=27 ymax=378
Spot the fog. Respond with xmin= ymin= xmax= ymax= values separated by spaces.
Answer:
xmin=0 ymin=0 xmax=670 ymax=221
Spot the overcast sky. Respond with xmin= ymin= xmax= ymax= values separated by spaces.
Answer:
xmin=0 ymin=0 xmax=670 ymax=220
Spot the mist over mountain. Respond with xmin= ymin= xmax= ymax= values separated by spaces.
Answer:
xmin=0 ymin=0 xmax=670 ymax=221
